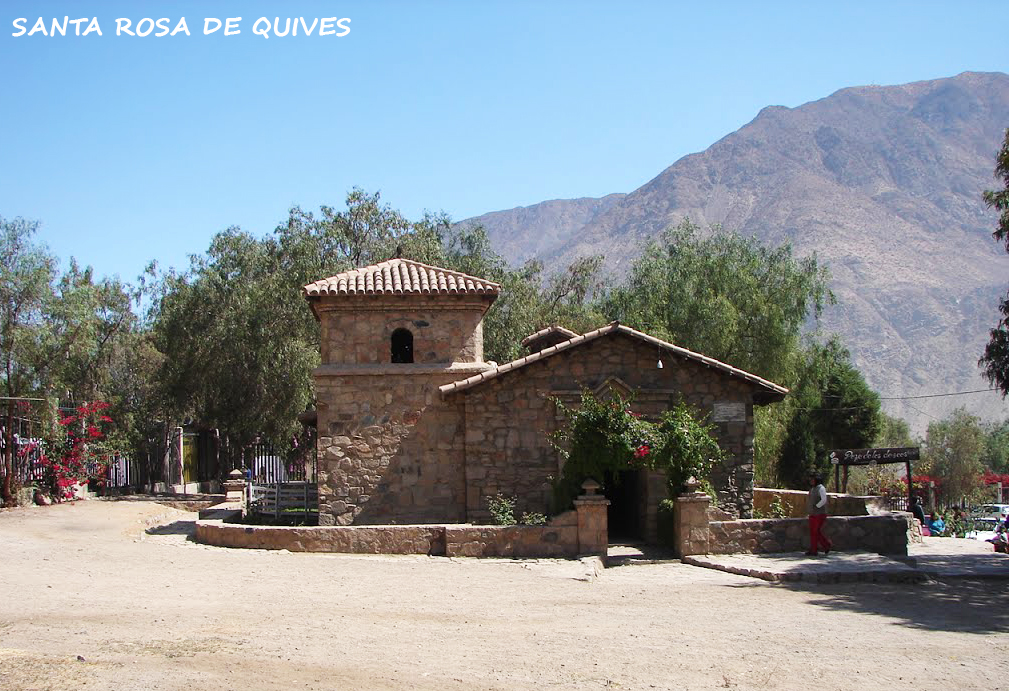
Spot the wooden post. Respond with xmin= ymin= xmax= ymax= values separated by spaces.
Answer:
xmin=2 ymin=400 xmax=14 ymax=507
xmin=905 ymin=460 xmax=912 ymax=505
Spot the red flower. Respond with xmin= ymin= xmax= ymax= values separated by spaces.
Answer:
xmin=59 ymin=416 xmax=76 ymax=426
xmin=634 ymin=444 xmax=650 ymax=459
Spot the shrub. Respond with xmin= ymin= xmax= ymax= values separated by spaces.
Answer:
xmin=34 ymin=401 xmax=117 ymax=501
xmin=486 ymin=493 xmax=517 ymax=525
xmin=519 ymin=511 xmax=548 ymax=526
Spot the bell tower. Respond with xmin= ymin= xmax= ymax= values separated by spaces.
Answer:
xmin=303 ymin=259 xmax=499 ymax=525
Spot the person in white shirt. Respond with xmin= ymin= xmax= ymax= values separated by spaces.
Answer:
xmin=805 ymin=474 xmax=832 ymax=556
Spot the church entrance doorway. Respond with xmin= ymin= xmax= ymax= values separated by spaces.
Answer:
xmin=606 ymin=469 xmax=645 ymax=542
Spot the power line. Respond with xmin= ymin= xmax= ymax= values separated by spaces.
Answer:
xmin=879 ymin=388 xmax=998 ymax=401
xmin=793 ymin=387 xmax=1000 ymax=412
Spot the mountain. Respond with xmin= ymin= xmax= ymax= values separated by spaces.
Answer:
xmin=463 ymin=72 xmax=1009 ymax=433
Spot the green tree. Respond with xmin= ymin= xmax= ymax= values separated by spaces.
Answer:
xmin=922 ymin=407 xmax=985 ymax=503
xmin=1 ymin=217 xmax=138 ymax=504
xmin=602 ymin=219 xmax=832 ymax=383
xmin=874 ymin=413 xmax=916 ymax=448
xmin=980 ymin=128 xmax=1009 ymax=394
xmin=0 ymin=217 xmax=56 ymax=504
xmin=777 ymin=338 xmax=882 ymax=488
xmin=981 ymin=418 xmax=1009 ymax=473
xmin=150 ymin=228 xmax=319 ymax=457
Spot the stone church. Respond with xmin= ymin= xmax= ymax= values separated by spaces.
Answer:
xmin=303 ymin=258 xmax=786 ymax=541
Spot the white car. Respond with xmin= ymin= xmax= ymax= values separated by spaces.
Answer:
xmin=965 ymin=517 xmax=1001 ymax=543
xmin=975 ymin=504 xmax=1009 ymax=521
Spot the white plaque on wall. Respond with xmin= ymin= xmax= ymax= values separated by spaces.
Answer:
xmin=711 ymin=401 xmax=745 ymax=422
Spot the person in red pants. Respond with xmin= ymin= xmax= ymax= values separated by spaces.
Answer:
xmin=806 ymin=474 xmax=832 ymax=556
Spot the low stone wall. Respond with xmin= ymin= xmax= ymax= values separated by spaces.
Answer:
xmin=195 ymin=495 xmax=607 ymax=558
xmin=196 ymin=513 xmax=447 ymax=554
xmin=753 ymin=488 xmax=888 ymax=518
xmin=708 ymin=513 xmax=913 ymax=556
xmin=445 ymin=511 xmax=578 ymax=558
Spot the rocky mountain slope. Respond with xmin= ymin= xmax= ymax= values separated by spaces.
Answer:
xmin=463 ymin=72 xmax=1009 ymax=432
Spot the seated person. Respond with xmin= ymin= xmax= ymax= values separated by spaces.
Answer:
xmin=929 ymin=514 xmax=945 ymax=536
xmin=910 ymin=495 xmax=926 ymax=525
xmin=989 ymin=524 xmax=1009 ymax=553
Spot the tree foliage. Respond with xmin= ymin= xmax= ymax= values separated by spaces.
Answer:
xmin=874 ymin=412 xmax=916 ymax=449
xmin=1 ymin=217 xmax=137 ymax=504
xmin=981 ymin=418 xmax=1009 ymax=474
xmin=980 ymin=128 xmax=1009 ymax=394
xmin=922 ymin=407 xmax=985 ymax=503
xmin=777 ymin=338 xmax=881 ymax=488
xmin=146 ymin=189 xmax=604 ymax=454
xmin=602 ymin=219 xmax=832 ymax=383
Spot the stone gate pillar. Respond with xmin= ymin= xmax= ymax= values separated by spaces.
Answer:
xmin=574 ymin=479 xmax=610 ymax=556
xmin=674 ymin=477 xmax=711 ymax=557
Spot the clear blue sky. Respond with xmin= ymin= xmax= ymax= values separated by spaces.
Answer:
xmin=1 ymin=1 xmax=1006 ymax=282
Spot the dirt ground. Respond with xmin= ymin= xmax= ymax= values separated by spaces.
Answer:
xmin=1 ymin=500 xmax=1007 ymax=691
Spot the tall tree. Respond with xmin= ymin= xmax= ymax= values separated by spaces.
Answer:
xmin=603 ymin=219 xmax=832 ymax=383
xmin=980 ymin=128 xmax=1009 ymax=393
xmin=874 ymin=413 xmax=916 ymax=449
xmin=922 ymin=407 xmax=985 ymax=503
xmin=980 ymin=418 xmax=1009 ymax=474
xmin=0 ymin=218 xmax=137 ymax=504
xmin=0 ymin=217 xmax=56 ymax=504
xmin=777 ymin=338 xmax=881 ymax=488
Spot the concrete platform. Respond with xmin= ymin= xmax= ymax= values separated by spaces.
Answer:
xmin=682 ymin=551 xmax=927 ymax=583
xmin=678 ymin=537 xmax=1009 ymax=583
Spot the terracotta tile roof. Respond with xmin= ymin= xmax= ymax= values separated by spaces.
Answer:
xmin=520 ymin=325 xmax=578 ymax=347
xmin=303 ymin=258 xmax=500 ymax=298
xmin=439 ymin=322 xmax=789 ymax=398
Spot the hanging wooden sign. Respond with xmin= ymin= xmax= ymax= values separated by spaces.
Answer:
xmin=828 ymin=447 xmax=920 ymax=466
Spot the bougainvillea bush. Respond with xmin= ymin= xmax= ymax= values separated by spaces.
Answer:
xmin=551 ymin=391 xmax=723 ymax=510
xmin=33 ymin=401 xmax=116 ymax=501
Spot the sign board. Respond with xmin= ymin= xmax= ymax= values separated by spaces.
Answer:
xmin=828 ymin=447 xmax=920 ymax=466
xmin=711 ymin=401 xmax=746 ymax=422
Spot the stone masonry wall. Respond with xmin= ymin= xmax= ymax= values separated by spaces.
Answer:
xmin=444 ymin=511 xmax=579 ymax=558
xmin=318 ymin=297 xmax=487 ymax=365
xmin=456 ymin=332 xmax=764 ymax=523
xmin=753 ymin=488 xmax=889 ymax=518
xmin=708 ymin=513 xmax=913 ymax=556
xmin=313 ymin=294 xmax=493 ymax=526
xmin=195 ymin=507 xmax=598 ymax=558
xmin=316 ymin=369 xmax=483 ymax=525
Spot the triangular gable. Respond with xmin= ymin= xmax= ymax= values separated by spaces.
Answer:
xmin=439 ymin=322 xmax=788 ymax=402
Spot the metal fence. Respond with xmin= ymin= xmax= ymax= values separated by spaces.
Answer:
xmin=246 ymin=438 xmax=314 ymax=484
xmin=0 ymin=434 xmax=139 ymax=490
xmin=247 ymin=481 xmax=319 ymax=521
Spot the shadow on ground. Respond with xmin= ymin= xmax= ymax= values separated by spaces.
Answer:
xmin=766 ymin=578 xmax=1009 ymax=634
xmin=145 ymin=520 xmax=197 ymax=538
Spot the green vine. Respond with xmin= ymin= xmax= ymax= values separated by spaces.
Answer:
xmin=551 ymin=391 xmax=723 ymax=510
